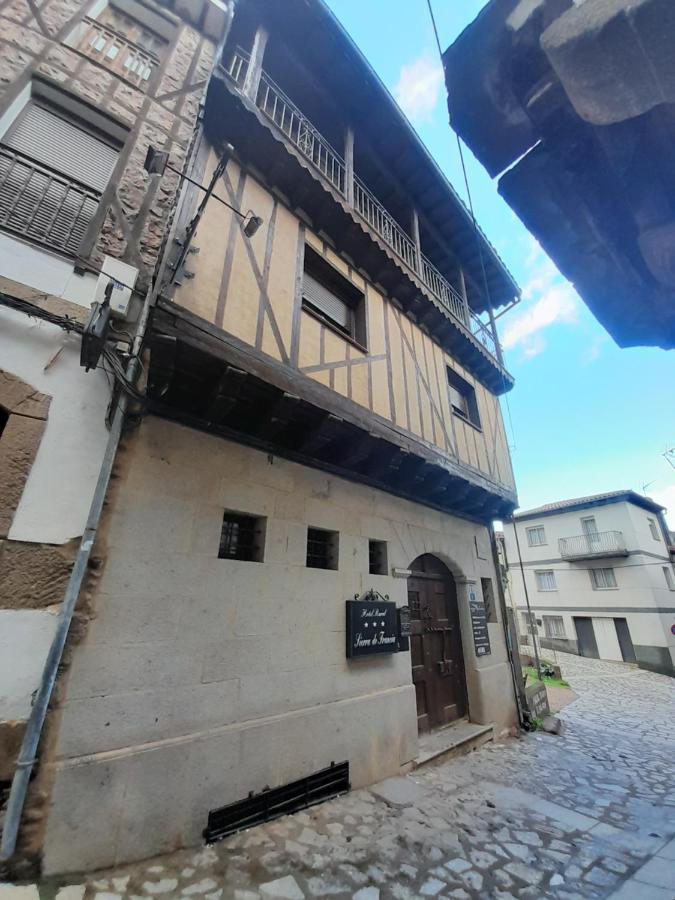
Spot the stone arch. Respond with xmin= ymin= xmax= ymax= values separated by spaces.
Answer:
xmin=0 ymin=369 xmax=51 ymax=538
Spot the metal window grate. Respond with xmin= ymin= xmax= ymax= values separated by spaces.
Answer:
xmin=218 ymin=512 xmax=264 ymax=562
xmin=306 ymin=527 xmax=338 ymax=570
xmin=481 ymin=577 xmax=496 ymax=623
xmin=369 ymin=540 xmax=388 ymax=576
xmin=204 ymin=761 xmax=350 ymax=844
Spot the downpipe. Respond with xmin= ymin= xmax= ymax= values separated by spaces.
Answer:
xmin=0 ymin=292 xmax=152 ymax=871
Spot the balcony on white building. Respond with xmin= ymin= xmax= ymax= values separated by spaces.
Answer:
xmin=559 ymin=531 xmax=628 ymax=561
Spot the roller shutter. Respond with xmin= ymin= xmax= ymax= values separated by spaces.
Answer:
xmin=5 ymin=103 xmax=118 ymax=192
xmin=303 ymin=271 xmax=351 ymax=330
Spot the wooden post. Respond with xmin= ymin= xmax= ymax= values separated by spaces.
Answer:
xmin=487 ymin=302 xmax=505 ymax=367
xmin=243 ymin=25 xmax=269 ymax=103
xmin=458 ymin=266 xmax=470 ymax=325
xmin=344 ymin=127 xmax=354 ymax=205
xmin=411 ymin=208 xmax=422 ymax=276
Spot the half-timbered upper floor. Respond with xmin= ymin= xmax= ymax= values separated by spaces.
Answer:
xmin=147 ymin=0 xmax=520 ymax=521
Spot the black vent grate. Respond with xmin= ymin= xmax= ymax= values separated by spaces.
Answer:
xmin=203 ymin=761 xmax=350 ymax=844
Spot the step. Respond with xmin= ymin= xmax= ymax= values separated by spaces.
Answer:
xmin=414 ymin=719 xmax=494 ymax=769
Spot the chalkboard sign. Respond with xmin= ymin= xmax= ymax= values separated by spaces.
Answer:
xmin=346 ymin=591 xmax=398 ymax=658
xmin=525 ymin=682 xmax=550 ymax=718
xmin=468 ymin=587 xmax=491 ymax=657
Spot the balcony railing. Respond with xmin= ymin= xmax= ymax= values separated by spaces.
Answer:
xmin=0 ymin=146 xmax=100 ymax=256
xmin=77 ymin=17 xmax=158 ymax=88
xmin=559 ymin=531 xmax=628 ymax=560
xmin=224 ymin=48 xmax=502 ymax=366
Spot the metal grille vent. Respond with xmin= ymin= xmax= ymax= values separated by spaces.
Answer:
xmin=203 ymin=761 xmax=350 ymax=844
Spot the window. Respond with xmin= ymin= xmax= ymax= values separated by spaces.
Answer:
xmin=543 ymin=615 xmax=566 ymax=639
xmin=446 ymin=367 xmax=480 ymax=429
xmin=535 ymin=570 xmax=557 ymax=591
xmin=218 ymin=511 xmax=265 ymax=562
xmin=481 ymin=577 xmax=497 ymax=623
xmin=0 ymin=97 xmax=119 ymax=256
xmin=368 ymin=540 xmax=388 ymax=575
xmin=70 ymin=3 xmax=170 ymax=89
xmin=663 ymin=566 xmax=675 ymax=591
xmin=302 ymin=246 xmax=366 ymax=346
xmin=522 ymin=611 xmax=537 ymax=634
xmin=648 ymin=518 xmax=660 ymax=542
xmin=590 ymin=567 xmax=617 ymax=590
xmin=306 ymin=527 xmax=339 ymax=570
xmin=526 ymin=525 xmax=546 ymax=547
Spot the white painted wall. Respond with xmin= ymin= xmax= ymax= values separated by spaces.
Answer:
xmin=0 ymin=234 xmax=99 ymax=309
xmin=0 ymin=306 xmax=110 ymax=544
xmin=504 ymin=500 xmax=675 ymax=670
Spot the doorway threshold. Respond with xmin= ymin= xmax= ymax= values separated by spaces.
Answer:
xmin=415 ymin=719 xmax=494 ymax=769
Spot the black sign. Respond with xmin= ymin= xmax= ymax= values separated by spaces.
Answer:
xmin=525 ymin=682 xmax=550 ymax=718
xmin=346 ymin=591 xmax=398 ymax=658
xmin=468 ymin=586 xmax=491 ymax=657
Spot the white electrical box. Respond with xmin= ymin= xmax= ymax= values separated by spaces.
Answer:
xmin=93 ymin=256 xmax=138 ymax=318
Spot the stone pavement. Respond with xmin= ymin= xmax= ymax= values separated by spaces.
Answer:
xmin=2 ymin=652 xmax=674 ymax=899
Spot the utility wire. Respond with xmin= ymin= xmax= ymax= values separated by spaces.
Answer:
xmin=425 ymin=0 xmax=518 ymax=453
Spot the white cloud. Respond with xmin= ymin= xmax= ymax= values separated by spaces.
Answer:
xmin=393 ymin=55 xmax=443 ymax=124
xmin=502 ymin=240 xmax=580 ymax=358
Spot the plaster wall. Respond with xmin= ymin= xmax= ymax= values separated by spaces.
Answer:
xmin=42 ymin=415 xmax=517 ymax=874
xmin=504 ymin=503 xmax=675 ymax=672
xmin=0 ymin=306 xmax=110 ymax=545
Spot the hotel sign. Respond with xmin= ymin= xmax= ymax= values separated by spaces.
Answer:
xmin=346 ymin=590 xmax=398 ymax=658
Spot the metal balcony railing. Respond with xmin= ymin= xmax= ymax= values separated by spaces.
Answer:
xmin=559 ymin=531 xmax=628 ymax=560
xmin=0 ymin=146 xmax=100 ymax=256
xmin=78 ymin=17 xmax=158 ymax=88
xmin=224 ymin=48 xmax=503 ymax=366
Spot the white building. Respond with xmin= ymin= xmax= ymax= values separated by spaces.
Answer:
xmin=503 ymin=491 xmax=675 ymax=676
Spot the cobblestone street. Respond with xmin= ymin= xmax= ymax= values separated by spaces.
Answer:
xmin=3 ymin=652 xmax=675 ymax=900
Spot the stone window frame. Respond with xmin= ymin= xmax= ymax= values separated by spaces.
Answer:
xmin=0 ymin=369 xmax=51 ymax=539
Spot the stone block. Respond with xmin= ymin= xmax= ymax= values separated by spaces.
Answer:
xmin=0 ymin=719 xmax=26 ymax=781
xmin=0 ymin=608 xmax=57 ymax=720
xmin=0 ymin=540 xmax=74 ymax=609
xmin=0 ymin=414 xmax=45 ymax=537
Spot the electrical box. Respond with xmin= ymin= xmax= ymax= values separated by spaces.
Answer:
xmin=93 ymin=256 xmax=138 ymax=318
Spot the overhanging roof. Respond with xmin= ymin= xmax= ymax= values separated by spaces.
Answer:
xmin=443 ymin=0 xmax=675 ymax=349
xmin=227 ymin=0 xmax=520 ymax=313
xmin=513 ymin=490 xmax=665 ymax=522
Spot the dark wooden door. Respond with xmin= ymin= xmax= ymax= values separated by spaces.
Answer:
xmin=614 ymin=618 xmax=637 ymax=662
xmin=574 ymin=616 xmax=599 ymax=658
xmin=407 ymin=555 xmax=467 ymax=733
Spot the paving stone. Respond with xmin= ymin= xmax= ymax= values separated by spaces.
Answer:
xmin=633 ymin=855 xmax=675 ymax=888
xmin=504 ymin=862 xmax=544 ymax=886
xmin=0 ymin=888 xmax=40 ymax=900
xmin=419 ymin=878 xmax=445 ymax=896
xmin=444 ymin=857 xmax=472 ymax=874
xmin=55 ymin=888 xmax=86 ymax=900
xmin=369 ymin=777 xmax=426 ymax=808
xmin=259 ymin=877 xmax=304 ymax=900
xmin=181 ymin=880 xmax=218 ymax=895
xmin=143 ymin=880 xmax=178 ymax=895
xmin=352 ymin=889 xmax=379 ymax=900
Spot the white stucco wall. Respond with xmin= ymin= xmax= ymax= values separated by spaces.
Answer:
xmin=503 ymin=501 xmax=675 ymax=671
xmin=42 ymin=416 xmax=517 ymax=874
xmin=0 ymin=305 xmax=110 ymax=544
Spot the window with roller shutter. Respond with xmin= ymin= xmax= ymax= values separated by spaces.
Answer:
xmin=0 ymin=101 xmax=119 ymax=256
xmin=302 ymin=244 xmax=366 ymax=345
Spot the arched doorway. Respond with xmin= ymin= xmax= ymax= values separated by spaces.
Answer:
xmin=407 ymin=554 xmax=467 ymax=732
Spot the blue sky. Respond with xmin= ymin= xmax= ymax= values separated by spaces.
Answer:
xmin=325 ymin=0 xmax=675 ymax=524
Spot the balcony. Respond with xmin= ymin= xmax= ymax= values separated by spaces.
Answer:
xmin=559 ymin=531 xmax=628 ymax=560
xmin=224 ymin=48 xmax=500 ymax=364
xmin=76 ymin=17 xmax=157 ymax=89
xmin=0 ymin=146 xmax=100 ymax=256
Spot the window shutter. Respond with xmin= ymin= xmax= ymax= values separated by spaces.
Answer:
xmin=5 ymin=104 xmax=118 ymax=192
xmin=303 ymin=271 xmax=351 ymax=329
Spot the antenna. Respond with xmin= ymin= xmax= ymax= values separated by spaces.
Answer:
xmin=664 ymin=446 xmax=675 ymax=469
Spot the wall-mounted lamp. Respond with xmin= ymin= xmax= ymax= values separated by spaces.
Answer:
xmin=144 ymin=143 xmax=264 ymax=282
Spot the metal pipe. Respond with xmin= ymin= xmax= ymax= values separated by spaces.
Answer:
xmin=510 ymin=518 xmax=543 ymax=681
xmin=0 ymin=289 xmax=151 ymax=867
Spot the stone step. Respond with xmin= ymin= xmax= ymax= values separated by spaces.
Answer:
xmin=414 ymin=719 xmax=494 ymax=769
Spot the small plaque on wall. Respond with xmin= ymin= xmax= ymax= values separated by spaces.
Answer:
xmin=346 ymin=590 xmax=398 ymax=658
xmin=468 ymin=586 xmax=491 ymax=657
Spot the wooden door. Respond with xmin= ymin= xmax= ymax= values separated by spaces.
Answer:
xmin=407 ymin=555 xmax=467 ymax=733
xmin=574 ymin=616 xmax=599 ymax=658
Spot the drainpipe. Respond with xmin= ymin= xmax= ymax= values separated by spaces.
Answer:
xmin=489 ymin=523 xmax=527 ymax=727
xmin=510 ymin=518 xmax=543 ymax=681
xmin=0 ymin=291 xmax=151 ymax=870
xmin=0 ymin=1 xmax=236 ymax=871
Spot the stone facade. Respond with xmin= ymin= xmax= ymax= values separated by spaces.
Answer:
xmin=0 ymin=0 xmax=220 ymax=285
xmin=40 ymin=415 xmax=517 ymax=874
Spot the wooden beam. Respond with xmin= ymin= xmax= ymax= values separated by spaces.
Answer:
xmin=205 ymin=365 xmax=247 ymax=422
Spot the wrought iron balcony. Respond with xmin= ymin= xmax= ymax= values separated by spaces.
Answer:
xmin=0 ymin=146 xmax=100 ymax=256
xmin=559 ymin=531 xmax=628 ymax=560
xmin=76 ymin=17 xmax=157 ymax=88
xmin=224 ymin=48 xmax=500 ymax=364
